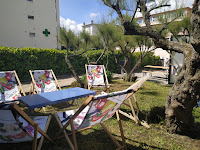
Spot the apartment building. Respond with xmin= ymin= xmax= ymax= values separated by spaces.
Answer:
xmin=136 ymin=7 xmax=192 ymax=83
xmin=136 ymin=7 xmax=191 ymax=27
xmin=0 ymin=0 xmax=60 ymax=49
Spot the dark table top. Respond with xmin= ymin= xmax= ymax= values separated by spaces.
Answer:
xmin=19 ymin=87 xmax=96 ymax=110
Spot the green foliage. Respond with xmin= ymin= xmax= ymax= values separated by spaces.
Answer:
xmin=0 ymin=47 xmax=159 ymax=81
xmin=97 ymin=21 xmax=123 ymax=47
xmin=70 ymin=81 xmax=81 ymax=87
xmin=106 ymin=70 xmax=114 ymax=82
xmin=134 ymin=52 xmax=160 ymax=67
xmin=60 ymin=28 xmax=77 ymax=51
xmin=80 ymin=74 xmax=86 ymax=85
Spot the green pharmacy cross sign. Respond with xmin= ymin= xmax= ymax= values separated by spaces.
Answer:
xmin=43 ymin=29 xmax=50 ymax=37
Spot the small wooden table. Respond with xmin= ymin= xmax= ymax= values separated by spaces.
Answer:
xmin=144 ymin=65 xmax=169 ymax=70
xmin=143 ymin=65 xmax=169 ymax=81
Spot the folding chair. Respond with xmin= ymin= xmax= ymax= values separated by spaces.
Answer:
xmin=29 ymin=69 xmax=61 ymax=94
xmin=0 ymin=103 xmax=53 ymax=150
xmin=119 ymin=73 xmax=151 ymax=128
xmin=54 ymin=88 xmax=136 ymax=150
xmin=0 ymin=70 xmax=25 ymax=103
xmin=85 ymin=64 xmax=110 ymax=92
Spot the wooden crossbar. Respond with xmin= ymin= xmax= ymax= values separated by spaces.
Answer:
xmin=14 ymin=70 xmax=26 ymax=96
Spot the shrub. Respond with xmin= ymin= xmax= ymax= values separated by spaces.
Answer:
xmin=0 ymin=47 xmax=160 ymax=82
xmin=106 ymin=70 xmax=114 ymax=83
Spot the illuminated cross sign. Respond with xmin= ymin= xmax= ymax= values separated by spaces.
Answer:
xmin=43 ymin=29 xmax=50 ymax=37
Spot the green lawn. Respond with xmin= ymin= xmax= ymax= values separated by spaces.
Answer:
xmin=2 ymin=79 xmax=200 ymax=150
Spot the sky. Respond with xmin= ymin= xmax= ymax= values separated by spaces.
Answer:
xmin=59 ymin=0 xmax=110 ymax=33
xmin=59 ymin=0 xmax=194 ymax=33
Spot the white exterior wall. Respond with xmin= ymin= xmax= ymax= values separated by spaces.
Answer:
xmin=0 ymin=0 xmax=60 ymax=49
xmin=153 ymin=48 xmax=170 ymax=67
xmin=136 ymin=8 xmax=191 ymax=27
xmin=169 ymin=51 xmax=184 ymax=83
xmin=83 ymin=24 xmax=98 ymax=36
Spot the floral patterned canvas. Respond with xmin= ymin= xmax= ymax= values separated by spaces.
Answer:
xmin=0 ymin=110 xmax=47 ymax=143
xmin=87 ymin=65 xmax=105 ymax=86
xmin=78 ymin=92 xmax=127 ymax=130
xmin=33 ymin=70 xmax=57 ymax=93
xmin=57 ymin=91 xmax=128 ymax=131
xmin=0 ymin=71 xmax=21 ymax=102
xmin=57 ymin=106 xmax=89 ymax=130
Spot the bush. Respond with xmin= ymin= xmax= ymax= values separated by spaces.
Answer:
xmin=0 ymin=47 xmax=160 ymax=82
xmin=106 ymin=70 xmax=114 ymax=83
xmin=80 ymin=74 xmax=86 ymax=85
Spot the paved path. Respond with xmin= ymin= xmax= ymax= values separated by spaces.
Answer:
xmin=20 ymin=73 xmax=167 ymax=93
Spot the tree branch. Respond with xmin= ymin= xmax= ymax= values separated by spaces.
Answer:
xmin=67 ymin=51 xmax=87 ymax=58
xmin=131 ymin=0 xmax=141 ymax=23
xmin=159 ymin=16 xmax=180 ymax=34
xmin=149 ymin=4 xmax=171 ymax=12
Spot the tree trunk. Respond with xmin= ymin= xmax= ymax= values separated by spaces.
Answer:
xmin=165 ymin=48 xmax=200 ymax=133
xmin=101 ymin=0 xmax=200 ymax=134
xmin=65 ymin=56 xmax=84 ymax=87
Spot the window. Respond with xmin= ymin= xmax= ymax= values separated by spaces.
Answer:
xmin=29 ymin=32 xmax=35 ymax=37
xmin=28 ymin=15 xmax=34 ymax=19
xmin=137 ymin=19 xmax=143 ymax=24
xmin=150 ymin=16 xmax=157 ymax=22
xmin=180 ymin=11 xmax=184 ymax=17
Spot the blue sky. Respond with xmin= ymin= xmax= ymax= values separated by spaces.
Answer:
xmin=59 ymin=0 xmax=111 ymax=32
xmin=59 ymin=0 xmax=194 ymax=33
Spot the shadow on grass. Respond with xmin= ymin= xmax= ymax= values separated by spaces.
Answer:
xmin=113 ymin=133 xmax=168 ymax=150
xmin=139 ymin=91 xmax=160 ymax=96
xmin=118 ymin=106 xmax=165 ymax=124
xmin=0 ymin=124 xmax=162 ymax=150
xmin=52 ymin=128 xmax=165 ymax=150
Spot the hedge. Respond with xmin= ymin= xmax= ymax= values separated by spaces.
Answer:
xmin=0 ymin=47 xmax=159 ymax=82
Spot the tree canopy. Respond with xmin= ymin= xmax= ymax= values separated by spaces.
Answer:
xmin=100 ymin=0 xmax=200 ymax=133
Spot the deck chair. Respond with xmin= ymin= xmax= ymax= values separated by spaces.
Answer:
xmin=54 ymin=88 xmax=136 ymax=150
xmin=119 ymin=73 xmax=151 ymax=128
xmin=29 ymin=69 xmax=61 ymax=94
xmin=0 ymin=71 xmax=25 ymax=103
xmin=85 ymin=64 xmax=110 ymax=91
xmin=0 ymin=103 xmax=53 ymax=150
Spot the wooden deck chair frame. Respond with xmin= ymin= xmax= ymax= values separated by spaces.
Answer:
xmin=54 ymin=89 xmax=136 ymax=150
xmin=119 ymin=74 xmax=151 ymax=128
xmin=13 ymin=70 xmax=26 ymax=96
xmin=29 ymin=69 xmax=61 ymax=94
xmin=85 ymin=64 xmax=110 ymax=92
xmin=9 ymin=103 xmax=54 ymax=150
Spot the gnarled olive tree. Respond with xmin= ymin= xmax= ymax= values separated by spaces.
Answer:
xmin=101 ymin=0 xmax=200 ymax=133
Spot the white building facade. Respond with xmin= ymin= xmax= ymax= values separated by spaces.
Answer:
xmin=0 ymin=0 xmax=60 ymax=49
xmin=82 ymin=20 xmax=98 ymax=36
xmin=136 ymin=7 xmax=191 ymax=67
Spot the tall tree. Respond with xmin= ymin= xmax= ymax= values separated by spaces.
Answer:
xmin=59 ymin=27 xmax=104 ymax=87
xmin=115 ymin=34 xmax=155 ymax=81
xmin=95 ymin=21 xmax=122 ymax=66
xmin=101 ymin=0 xmax=200 ymax=133
xmin=59 ymin=28 xmax=83 ymax=86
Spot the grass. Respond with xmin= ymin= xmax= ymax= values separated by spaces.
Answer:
xmin=2 ymin=79 xmax=200 ymax=150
